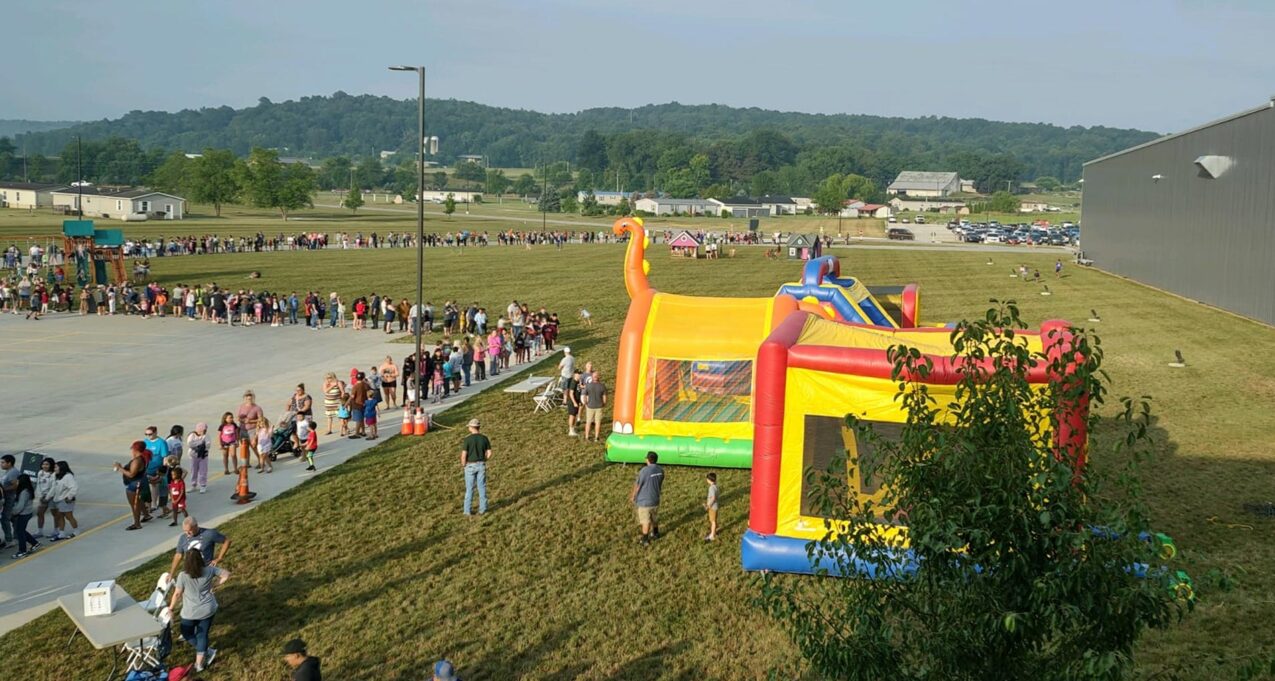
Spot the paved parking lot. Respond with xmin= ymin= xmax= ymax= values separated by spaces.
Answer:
xmin=0 ymin=313 xmax=553 ymax=634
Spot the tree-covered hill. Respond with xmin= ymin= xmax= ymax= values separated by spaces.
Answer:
xmin=13 ymin=93 xmax=1157 ymax=185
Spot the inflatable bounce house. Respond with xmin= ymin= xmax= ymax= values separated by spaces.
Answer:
xmin=741 ymin=313 xmax=1088 ymax=575
xmin=605 ymin=217 xmax=924 ymax=468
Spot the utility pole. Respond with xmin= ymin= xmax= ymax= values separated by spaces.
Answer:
xmin=76 ymin=135 xmax=83 ymax=218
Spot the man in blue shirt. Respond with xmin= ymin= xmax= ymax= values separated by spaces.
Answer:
xmin=289 ymin=292 xmax=299 ymax=325
xmin=629 ymin=451 xmax=665 ymax=545
xmin=143 ymin=425 xmax=170 ymax=517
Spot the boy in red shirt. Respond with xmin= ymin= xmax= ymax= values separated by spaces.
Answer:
xmin=304 ymin=420 xmax=318 ymax=471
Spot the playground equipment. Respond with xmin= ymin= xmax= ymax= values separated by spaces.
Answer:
xmin=62 ymin=219 xmax=127 ymax=286
xmin=605 ymin=218 xmax=922 ymax=468
xmin=740 ymin=313 xmax=1087 ymax=575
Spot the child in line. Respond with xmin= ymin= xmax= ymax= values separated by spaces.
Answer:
xmin=431 ymin=362 xmax=445 ymax=404
xmin=304 ymin=420 xmax=318 ymax=471
xmin=217 ymin=412 xmax=239 ymax=475
xmin=168 ymin=466 xmax=188 ymax=527
xmin=256 ymin=415 xmax=274 ymax=473
xmin=296 ymin=413 xmax=311 ymax=457
xmin=704 ymin=472 xmax=719 ymax=542
xmin=337 ymin=390 xmax=352 ymax=436
xmin=364 ymin=389 xmax=380 ymax=440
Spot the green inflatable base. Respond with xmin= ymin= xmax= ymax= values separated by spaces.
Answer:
xmin=605 ymin=433 xmax=753 ymax=468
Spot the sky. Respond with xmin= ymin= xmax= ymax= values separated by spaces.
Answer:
xmin=3 ymin=0 xmax=1274 ymax=133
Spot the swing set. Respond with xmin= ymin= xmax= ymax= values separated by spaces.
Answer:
xmin=61 ymin=219 xmax=127 ymax=286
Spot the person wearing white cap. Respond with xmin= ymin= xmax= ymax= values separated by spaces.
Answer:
xmin=557 ymin=346 xmax=575 ymax=381
xmin=460 ymin=419 xmax=492 ymax=516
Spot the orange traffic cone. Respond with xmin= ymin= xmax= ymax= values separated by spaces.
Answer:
xmin=401 ymin=409 xmax=413 ymax=436
xmin=230 ymin=466 xmax=257 ymax=504
xmin=414 ymin=408 xmax=428 ymax=436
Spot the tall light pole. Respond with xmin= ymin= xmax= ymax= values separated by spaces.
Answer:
xmin=389 ymin=65 xmax=426 ymax=412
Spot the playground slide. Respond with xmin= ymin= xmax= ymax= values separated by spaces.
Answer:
xmin=775 ymin=256 xmax=901 ymax=328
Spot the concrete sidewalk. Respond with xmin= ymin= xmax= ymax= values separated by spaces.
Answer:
xmin=0 ymin=313 xmax=558 ymax=635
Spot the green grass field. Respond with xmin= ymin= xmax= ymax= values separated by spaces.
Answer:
xmin=0 ymin=212 xmax=1272 ymax=679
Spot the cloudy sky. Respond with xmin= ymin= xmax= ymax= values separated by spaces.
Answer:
xmin=4 ymin=0 xmax=1273 ymax=133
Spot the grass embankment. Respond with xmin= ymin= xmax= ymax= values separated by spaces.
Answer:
xmin=0 ymin=240 xmax=1272 ymax=679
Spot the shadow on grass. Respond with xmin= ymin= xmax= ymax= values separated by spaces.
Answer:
xmin=486 ymin=460 xmax=611 ymax=514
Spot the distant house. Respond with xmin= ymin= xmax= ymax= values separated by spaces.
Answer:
xmin=887 ymin=171 xmax=961 ymax=198
xmin=577 ymin=190 xmax=632 ymax=207
xmin=379 ymin=150 xmax=398 ymax=160
xmin=786 ymin=233 xmax=822 ymax=260
xmin=889 ymin=197 xmax=968 ymax=215
xmin=758 ymin=195 xmax=798 ymax=216
xmin=791 ymin=197 xmax=815 ymax=213
xmin=842 ymin=201 xmax=891 ymax=218
xmin=634 ymin=197 xmax=716 ymax=216
xmin=419 ymin=190 xmax=482 ymax=203
xmin=456 ymin=154 xmax=485 ymax=165
xmin=960 ymin=179 xmax=978 ymax=193
xmin=709 ymin=197 xmax=769 ymax=218
xmin=1019 ymin=201 xmax=1051 ymax=213
xmin=50 ymin=187 xmax=186 ymax=220
xmin=0 ymin=182 xmax=64 ymax=209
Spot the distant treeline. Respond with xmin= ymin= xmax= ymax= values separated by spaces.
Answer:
xmin=7 ymin=93 xmax=1157 ymax=193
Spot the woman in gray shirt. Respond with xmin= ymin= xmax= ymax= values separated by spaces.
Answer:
xmin=169 ymin=548 xmax=231 ymax=673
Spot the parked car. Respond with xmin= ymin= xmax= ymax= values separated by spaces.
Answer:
xmin=914 ymin=215 xmax=927 ymax=224
xmin=901 ymin=218 xmax=911 ymax=224
xmin=888 ymin=216 xmax=897 ymax=223
xmin=887 ymin=227 xmax=915 ymax=241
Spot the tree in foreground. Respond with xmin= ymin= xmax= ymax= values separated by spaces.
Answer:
xmin=443 ymin=193 xmax=456 ymax=216
xmin=761 ymin=301 xmax=1188 ymax=681
xmin=189 ymin=149 xmax=243 ymax=217
xmin=342 ymin=184 xmax=364 ymax=214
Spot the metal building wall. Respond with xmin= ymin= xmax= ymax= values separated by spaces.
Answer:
xmin=1081 ymin=101 xmax=1275 ymax=325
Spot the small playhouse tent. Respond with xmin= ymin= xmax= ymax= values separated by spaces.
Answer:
xmin=668 ymin=230 xmax=702 ymax=258
xmin=786 ymin=233 xmax=822 ymax=260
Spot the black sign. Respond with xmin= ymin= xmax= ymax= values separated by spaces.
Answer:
xmin=748 ymin=218 xmax=759 ymax=231
xmin=20 ymin=451 xmax=46 ymax=477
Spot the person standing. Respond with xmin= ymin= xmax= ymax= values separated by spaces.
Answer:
xmin=114 ymin=441 xmax=151 ymax=530
xmin=169 ymin=548 xmax=230 ymax=673
xmin=557 ymin=346 xmax=575 ymax=384
xmin=33 ymin=457 xmax=56 ymax=538
xmin=237 ymin=391 xmax=265 ymax=465
xmin=9 ymin=474 xmax=40 ymax=558
xmin=282 ymin=638 xmax=322 ymax=681
xmin=348 ymin=373 xmax=368 ymax=438
xmin=49 ymin=461 xmax=78 ymax=540
xmin=142 ymin=426 xmax=170 ymax=518
xmin=582 ymin=371 xmax=608 ymax=442
xmin=0 ymin=454 xmax=18 ymax=548
xmin=380 ymin=357 xmax=399 ymax=410
xmin=629 ymin=451 xmax=664 ymax=545
xmin=564 ymin=368 xmax=582 ymax=437
xmin=168 ymin=516 xmax=231 ymax=577
xmin=704 ymin=472 xmax=719 ymax=542
xmin=460 ymin=419 xmax=492 ymax=517
xmin=186 ymin=422 xmax=211 ymax=494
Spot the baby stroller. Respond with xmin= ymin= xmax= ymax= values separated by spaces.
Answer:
xmin=271 ymin=414 xmax=298 ymax=459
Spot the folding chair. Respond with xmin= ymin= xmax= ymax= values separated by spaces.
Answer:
xmin=141 ymin=572 xmax=172 ymax=614
xmin=122 ymin=606 xmax=172 ymax=673
xmin=532 ymin=377 xmax=561 ymax=414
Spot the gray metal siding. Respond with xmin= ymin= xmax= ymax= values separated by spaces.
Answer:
xmin=1082 ymin=103 xmax=1275 ymax=325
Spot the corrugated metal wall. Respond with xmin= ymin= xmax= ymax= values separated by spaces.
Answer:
xmin=1081 ymin=103 xmax=1275 ymax=325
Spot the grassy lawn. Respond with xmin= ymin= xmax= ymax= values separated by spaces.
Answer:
xmin=0 ymin=221 xmax=1272 ymax=678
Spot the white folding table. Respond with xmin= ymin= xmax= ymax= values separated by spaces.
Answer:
xmin=58 ymin=584 xmax=165 ymax=681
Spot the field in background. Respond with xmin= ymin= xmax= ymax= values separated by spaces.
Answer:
xmin=0 ymin=217 xmax=1271 ymax=677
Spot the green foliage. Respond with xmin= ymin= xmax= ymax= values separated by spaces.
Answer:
xmin=354 ymin=155 xmax=386 ymax=189
xmin=1035 ymin=176 xmax=1062 ymax=191
xmin=580 ymin=190 xmax=603 ymax=216
xmin=318 ymin=156 xmax=353 ymax=190
xmin=560 ymin=188 xmax=579 ymax=214
xmin=953 ymin=152 xmax=1027 ymax=193
xmin=761 ymin=302 xmax=1186 ymax=681
xmin=148 ymin=151 xmax=191 ymax=195
xmin=813 ymin=173 xmax=852 ymax=214
xmin=55 ymin=137 xmax=164 ymax=186
xmin=843 ymin=173 xmax=880 ymax=203
xmin=342 ymin=185 xmax=364 ymax=214
xmin=0 ymin=137 xmax=15 ymax=180
xmin=485 ymin=168 xmax=510 ymax=196
xmin=972 ymin=190 xmax=1022 ymax=214
xmin=538 ymin=186 xmax=560 ymax=213
xmin=512 ymin=173 xmax=537 ymax=197
xmin=237 ymin=148 xmax=315 ymax=219
xmin=12 ymin=96 xmax=1157 ymax=186
xmin=454 ymin=159 xmax=486 ymax=182
xmin=443 ymin=193 xmax=456 ymax=216
xmin=188 ymin=148 xmax=242 ymax=217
